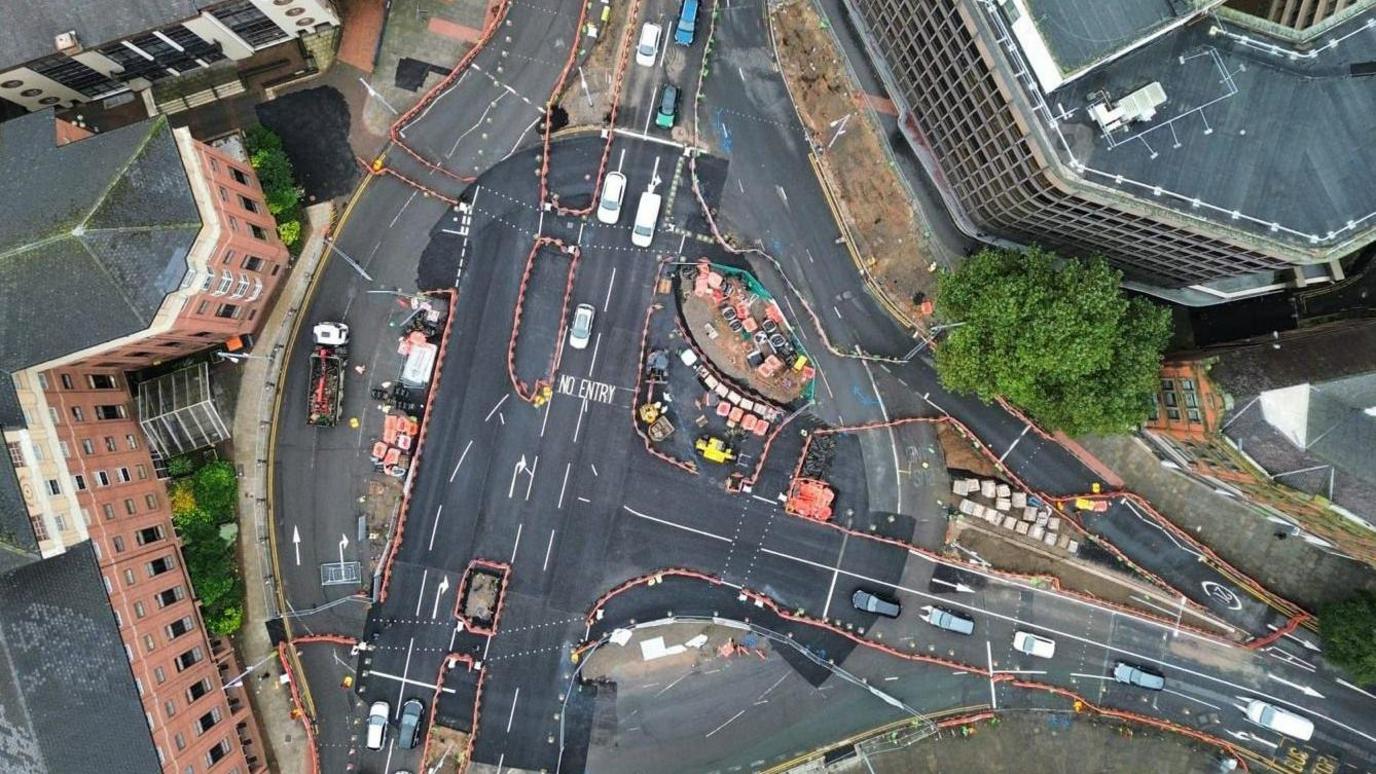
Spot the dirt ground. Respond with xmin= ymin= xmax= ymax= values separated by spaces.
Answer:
xmin=464 ymin=572 xmax=500 ymax=622
xmin=830 ymin=712 xmax=1222 ymax=774
xmin=423 ymin=724 xmax=470 ymax=772
xmin=771 ymin=0 xmax=935 ymax=329
xmin=680 ymin=288 xmax=809 ymax=405
xmin=559 ymin=0 xmax=632 ymax=125
xmin=935 ymin=422 xmax=999 ymax=479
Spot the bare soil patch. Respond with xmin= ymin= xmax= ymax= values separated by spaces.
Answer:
xmin=423 ymin=723 xmax=470 ymax=772
xmin=936 ymin=422 xmax=999 ymax=479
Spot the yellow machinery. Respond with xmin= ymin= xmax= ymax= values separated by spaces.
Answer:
xmin=695 ymin=436 xmax=735 ymax=464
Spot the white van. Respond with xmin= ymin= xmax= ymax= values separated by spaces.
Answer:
xmin=597 ymin=171 xmax=627 ymax=224
xmin=1012 ymin=630 xmax=1056 ymax=659
xmin=631 ymin=191 xmax=662 ymax=247
xmin=1245 ymin=700 xmax=1314 ymax=741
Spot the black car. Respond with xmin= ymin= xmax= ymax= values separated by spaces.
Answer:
xmin=655 ymin=83 xmax=681 ymax=129
xmin=398 ymin=698 xmax=426 ymax=749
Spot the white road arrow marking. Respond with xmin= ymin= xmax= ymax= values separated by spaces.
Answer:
xmin=509 ymin=454 xmax=528 ymax=499
xmin=930 ymin=578 xmax=975 ymax=593
xmin=338 ymin=534 xmax=349 ymax=567
xmin=292 ymin=526 xmax=301 ymax=566
xmin=1267 ymin=672 xmax=1324 ymax=698
xmin=431 ymin=576 xmax=450 ymax=619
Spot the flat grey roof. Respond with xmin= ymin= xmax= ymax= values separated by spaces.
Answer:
xmin=0 ymin=0 xmax=201 ymax=68
xmin=1021 ymin=7 xmax=1376 ymax=252
xmin=1024 ymin=0 xmax=1190 ymax=75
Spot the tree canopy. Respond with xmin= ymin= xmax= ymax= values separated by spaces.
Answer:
xmin=1320 ymin=591 xmax=1376 ymax=684
xmin=169 ymin=460 xmax=243 ymax=637
xmin=933 ymin=247 xmax=1171 ymax=436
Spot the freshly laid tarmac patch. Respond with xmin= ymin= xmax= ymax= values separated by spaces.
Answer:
xmin=255 ymin=87 xmax=358 ymax=202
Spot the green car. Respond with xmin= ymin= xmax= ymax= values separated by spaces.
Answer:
xmin=655 ymin=84 xmax=680 ymax=129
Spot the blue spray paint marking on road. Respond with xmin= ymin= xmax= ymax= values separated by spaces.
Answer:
xmin=714 ymin=108 xmax=733 ymax=153
xmin=851 ymin=384 xmax=879 ymax=406
xmin=769 ymin=238 xmax=786 ymax=257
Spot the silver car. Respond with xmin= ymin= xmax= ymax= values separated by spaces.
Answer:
xmin=569 ymin=303 xmax=595 ymax=350
xmin=1112 ymin=661 xmax=1164 ymax=690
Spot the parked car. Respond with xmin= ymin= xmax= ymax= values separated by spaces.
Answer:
xmin=398 ymin=698 xmax=426 ymax=749
xmin=655 ymin=83 xmax=680 ymax=129
xmin=569 ymin=304 xmax=596 ymax=350
xmin=1112 ymin=661 xmax=1165 ymax=690
xmin=674 ymin=0 xmax=699 ymax=45
xmin=851 ymin=588 xmax=901 ymax=618
xmin=1012 ymin=630 xmax=1056 ymax=659
xmin=919 ymin=605 xmax=975 ymax=635
xmin=631 ymin=191 xmax=662 ymax=247
xmin=365 ymin=701 xmax=390 ymax=750
xmin=636 ymin=23 xmax=662 ymax=66
xmin=597 ymin=171 xmax=627 ymax=224
xmin=1244 ymin=699 xmax=1314 ymax=741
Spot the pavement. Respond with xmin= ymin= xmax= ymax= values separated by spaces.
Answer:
xmin=248 ymin=1 xmax=1376 ymax=773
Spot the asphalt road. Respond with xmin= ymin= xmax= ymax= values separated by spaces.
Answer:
xmin=268 ymin=1 xmax=1376 ymax=772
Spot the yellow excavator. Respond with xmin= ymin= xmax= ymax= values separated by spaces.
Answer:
xmin=694 ymin=436 xmax=735 ymax=464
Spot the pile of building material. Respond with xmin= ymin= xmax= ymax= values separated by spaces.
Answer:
xmin=953 ymin=477 xmax=1079 ymax=554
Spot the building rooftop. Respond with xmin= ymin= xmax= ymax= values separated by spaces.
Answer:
xmin=0 ymin=0 xmax=201 ymax=68
xmin=985 ymin=2 xmax=1376 ymax=260
xmin=0 ymin=453 xmax=36 ymax=560
xmin=0 ymin=112 xmax=201 ymax=374
xmin=0 ymin=542 xmax=162 ymax=773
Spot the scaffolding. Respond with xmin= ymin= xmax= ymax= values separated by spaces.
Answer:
xmin=137 ymin=363 xmax=231 ymax=458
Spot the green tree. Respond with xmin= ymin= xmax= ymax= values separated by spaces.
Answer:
xmin=192 ymin=461 xmax=238 ymax=525
xmin=933 ymin=247 xmax=1171 ymax=435
xmin=1320 ymin=592 xmax=1376 ymax=684
xmin=172 ymin=507 xmax=244 ymax=637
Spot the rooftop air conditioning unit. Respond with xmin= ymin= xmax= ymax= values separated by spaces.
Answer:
xmin=54 ymin=30 xmax=81 ymax=54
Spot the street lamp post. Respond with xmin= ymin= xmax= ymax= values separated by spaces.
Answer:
xmin=323 ymin=238 xmax=375 ymax=282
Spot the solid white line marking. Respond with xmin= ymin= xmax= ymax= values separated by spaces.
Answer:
xmin=588 ymin=332 xmax=602 ymax=376
xmin=859 ymin=355 xmax=900 ymax=513
xmin=705 ymin=709 xmax=746 ymax=738
xmin=450 ymin=440 xmax=474 ymax=483
xmin=590 ymin=464 xmax=598 ymax=477
xmin=604 ymin=266 xmax=617 ymax=312
xmin=428 ymin=505 xmax=444 ymax=551
xmin=998 ymin=424 xmax=1032 ymax=463
xmin=623 ymin=505 xmax=733 ymax=543
xmin=985 ymin=640 xmax=997 ymax=710
xmin=397 ymin=637 xmax=415 ymax=708
xmin=505 ymin=688 xmax=520 ymax=733
xmin=761 ymin=546 xmax=1375 ymax=744
xmin=1337 ymin=678 xmax=1376 ymax=700
xmin=389 ymin=190 xmax=418 ymax=228
xmin=543 ymin=530 xmax=557 ymax=571
xmin=367 ymin=668 xmax=456 ymax=694
xmin=1163 ymin=688 xmax=1221 ymax=710
xmin=1069 ymin=673 xmax=1113 ymax=680
xmin=415 ymin=570 xmax=429 ymax=617
xmin=540 ymin=399 xmax=553 ymax=437
xmin=655 ymin=672 xmax=690 ymax=697
xmin=558 ymin=462 xmax=572 ymax=509
xmin=485 ymin=394 xmax=510 ymax=422
xmin=573 ymin=397 xmax=588 ymax=444
xmin=820 ymin=532 xmax=848 ymax=620
xmin=510 ymin=523 xmax=523 ymax=563
xmin=525 ymin=456 xmax=537 ymax=501
xmin=751 ymin=494 xmax=777 ymax=505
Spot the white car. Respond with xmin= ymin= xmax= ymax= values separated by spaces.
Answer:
xmin=636 ymin=23 xmax=662 ymax=67
xmin=1012 ymin=630 xmax=1056 ymax=659
xmin=597 ymin=171 xmax=627 ymax=224
xmin=568 ymin=304 xmax=596 ymax=350
xmin=1244 ymin=699 xmax=1314 ymax=741
xmin=365 ymin=700 xmax=389 ymax=750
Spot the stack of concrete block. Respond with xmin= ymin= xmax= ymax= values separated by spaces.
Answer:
xmin=1043 ymin=531 xmax=1058 ymax=547
xmin=996 ymin=483 xmax=1012 ymax=499
xmin=1014 ymin=521 xmax=1030 ymax=535
xmin=1021 ymin=506 xmax=1038 ymax=522
xmin=1029 ymin=524 xmax=1045 ymax=541
xmin=995 ymin=497 xmax=1012 ymax=511
xmin=952 ymin=479 xmax=975 ymax=497
xmin=980 ymin=480 xmax=997 ymax=498
xmin=958 ymin=499 xmax=979 ymax=516
xmin=1002 ymin=515 xmax=1019 ymax=530
xmin=1011 ymin=491 xmax=1027 ymax=509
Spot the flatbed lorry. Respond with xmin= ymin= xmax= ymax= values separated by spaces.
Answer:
xmin=308 ymin=322 xmax=349 ymax=427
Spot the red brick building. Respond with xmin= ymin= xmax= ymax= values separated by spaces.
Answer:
xmin=0 ymin=111 xmax=286 ymax=772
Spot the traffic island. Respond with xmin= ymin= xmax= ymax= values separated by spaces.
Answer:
xmin=507 ymin=237 xmax=582 ymax=402
xmin=455 ymin=559 xmax=511 ymax=636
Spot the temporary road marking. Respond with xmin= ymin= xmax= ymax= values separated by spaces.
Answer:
xmin=505 ymin=688 xmax=521 ymax=733
xmin=588 ymin=332 xmax=603 ymax=376
xmin=428 ymin=505 xmax=444 ymax=551
xmin=511 ymin=523 xmax=523 ymax=563
xmin=543 ymin=529 xmax=556 ymax=571
xmin=751 ymin=494 xmax=778 ymax=505
xmin=757 ymin=673 xmax=788 ymax=701
xmin=997 ymin=424 xmax=1031 ymax=464
xmin=603 ymin=267 xmax=617 ymax=312
xmin=655 ymin=672 xmax=691 ymax=697
xmin=557 ymin=374 xmax=618 ymax=405
xmin=623 ymin=505 xmax=733 ymax=543
xmin=705 ymin=709 xmax=746 ymax=738
xmin=389 ymin=190 xmax=418 ymax=228
xmin=763 ymin=545 xmax=1375 ymax=744
xmin=985 ymin=641 xmax=997 ymax=710
xmin=558 ymin=462 xmax=572 ymax=509
xmin=367 ymin=668 xmax=456 ymax=694
xmin=577 ymin=496 xmax=591 ymax=503
xmin=590 ymin=464 xmax=598 ymax=477
xmin=573 ymin=397 xmax=589 ymax=444
xmin=485 ymin=394 xmax=510 ymax=422
xmin=415 ymin=570 xmax=429 ymax=617
xmin=820 ymin=532 xmax=849 ymax=619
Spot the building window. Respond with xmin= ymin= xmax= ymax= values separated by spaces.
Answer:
xmin=134 ymin=601 xmax=146 ymax=618
xmin=102 ymin=503 xmax=116 ymax=520
xmin=127 ymin=434 xmax=138 ymax=450
xmin=186 ymin=677 xmax=212 ymax=703
xmin=216 ymin=303 xmax=240 ymax=319
xmin=88 ymin=374 xmax=117 ymax=389
xmin=206 ymin=738 xmax=232 ymax=766
xmin=147 ymin=555 xmax=175 ymax=577
xmin=95 ymin=404 xmax=126 ymax=420
xmin=60 ymin=373 xmax=73 ymax=390
xmin=137 ymin=464 xmax=148 ymax=480
xmin=48 ymin=407 xmax=59 ymax=425
xmin=73 ymin=474 xmax=86 ymax=491
xmin=146 ymin=493 xmax=159 ymax=510
xmin=1160 ymin=379 xmax=1174 ymax=392
xmin=29 ymin=515 xmax=48 ymax=542
xmin=96 ymin=470 xmax=110 ymax=487
xmin=81 ymin=439 xmax=95 ymax=455
xmin=249 ymin=223 xmax=267 ymax=241
xmin=196 ymin=706 xmax=222 ymax=735
xmin=105 ymin=436 xmax=117 ymax=452
xmin=124 ymin=498 xmax=137 ymax=515
xmin=112 ymin=536 xmax=125 ymax=553
xmin=242 ymin=255 xmax=264 ymax=272
xmin=1187 ymin=408 xmax=1202 ymax=423
xmin=165 ymin=700 xmax=177 ymax=719
xmin=71 ymin=406 xmax=85 ymax=421
xmin=211 ymin=0 xmax=290 ymax=48
xmin=166 ymin=616 xmax=195 ymax=640
xmin=53 ymin=513 xmax=66 ymax=532
xmin=143 ymin=634 xmax=156 ymax=653
xmin=1167 ymin=408 xmax=1180 ymax=420
xmin=154 ymin=666 xmax=166 ymax=684
xmin=175 ymin=646 xmax=204 ymax=672
xmin=239 ymin=195 xmax=260 ymax=213
xmin=136 ymin=525 xmax=165 ymax=545
xmin=174 ymin=733 xmax=186 ymax=751
xmin=59 ymin=440 xmax=70 ymax=458
xmin=47 ymin=479 xmax=60 ymax=496
xmin=123 ymin=568 xmax=135 ymax=586
xmin=156 ymin=585 xmax=185 ymax=608
xmin=118 ymin=467 xmax=132 ymax=482
xmin=230 ymin=166 xmax=249 ymax=185
xmin=5 ymin=442 xmax=21 ymax=467
xmin=36 ymin=372 xmax=48 ymax=390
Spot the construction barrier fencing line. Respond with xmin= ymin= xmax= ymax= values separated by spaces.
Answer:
xmin=414 ymin=652 xmax=486 ymax=774
xmin=276 ymin=640 xmax=322 ymax=774
xmin=505 ymin=237 xmax=582 ymax=403
xmin=687 ymin=0 xmax=722 ymax=148
xmin=577 ymin=569 xmax=1254 ymax=774
xmin=380 ymin=290 xmax=460 ymax=604
xmin=289 ymin=634 xmax=360 ymax=646
xmin=631 ymin=263 xmax=701 ymax=474
xmin=533 ymin=0 xmax=593 ymax=209
xmin=452 ymin=558 xmax=514 ymax=637
xmin=366 ymin=160 xmax=463 ymax=207
xmin=545 ymin=0 xmax=645 ymax=218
